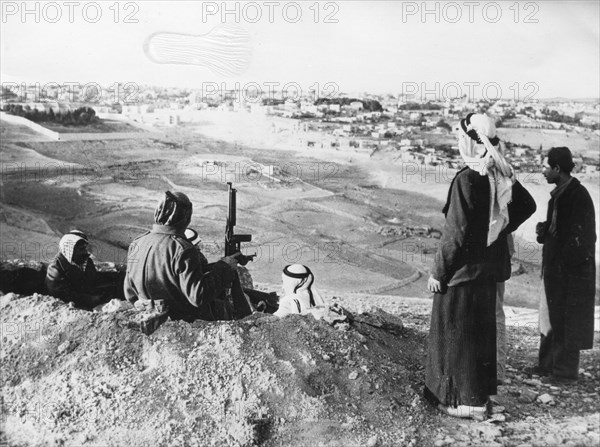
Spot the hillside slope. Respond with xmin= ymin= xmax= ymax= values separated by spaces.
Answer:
xmin=1 ymin=289 xmax=599 ymax=447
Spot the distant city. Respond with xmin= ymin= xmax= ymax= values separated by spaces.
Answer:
xmin=2 ymin=83 xmax=599 ymax=174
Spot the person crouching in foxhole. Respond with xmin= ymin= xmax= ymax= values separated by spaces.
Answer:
xmin=274 ymin=264 xmax=327 ymax=317
xmin=45 ymin=231 xmax=124 ymax=310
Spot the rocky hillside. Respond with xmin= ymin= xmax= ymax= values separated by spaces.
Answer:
xmin=1 ymin=287 xmax=599 ymax=447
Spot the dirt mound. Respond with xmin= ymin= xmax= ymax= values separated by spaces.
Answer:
xmin=2 ymin=290 xmax=600 ymax=447
xmin=0 ymin=292 xmax=429 ymax=447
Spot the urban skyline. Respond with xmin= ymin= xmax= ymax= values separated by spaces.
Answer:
xmin=1 ymin=1 xmax=599 ymax=98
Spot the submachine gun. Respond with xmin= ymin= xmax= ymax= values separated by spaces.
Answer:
xmin=225 ymin=182 xmax=256 ymax=265
xmin=224 ymin=183 xmax=280 ymax=315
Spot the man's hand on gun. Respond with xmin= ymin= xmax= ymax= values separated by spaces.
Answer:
xmin=220 ymin=252 xmax=241 ymax=269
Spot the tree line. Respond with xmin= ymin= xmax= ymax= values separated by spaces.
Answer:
xmin=2 ymin=104 xmax=98 ymax=125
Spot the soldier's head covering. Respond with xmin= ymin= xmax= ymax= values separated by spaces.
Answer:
xmin=455 ymin=113 xmax=514 ymax=246
xmin=68 ymin=229 xmax=88 ymax=242
xmin=59 ymin=233 xmax=87 ymax=264
xmin=456 ymin=113 xmax=512 ymax=177
xmin=154 ymin=191 xmax=193 ymax=229
xmin=282 ymin=264 xmax=326 ymax=309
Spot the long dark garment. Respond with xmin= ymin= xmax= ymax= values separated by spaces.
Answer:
xmin=425 ymin=280 xmax=497 ymax=407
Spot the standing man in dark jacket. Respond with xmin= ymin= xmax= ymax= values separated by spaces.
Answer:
xmin=124 ymin=191 xmax=243 ymax=322
xmin=534 ymin=147 xmax=596 ymax=381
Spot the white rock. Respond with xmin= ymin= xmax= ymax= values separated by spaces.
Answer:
xmin=491 ymin=405 xmax=505 ymax=414
xmin=2 ymin=292 xmax=17 ymax=302
xmin=570 ymin=423 xmax=588 ymax=434
xmin=537 ymin=393 xmax=554 ymax=404
xmin=545 ymin=434 xmax=562 ymax=445
xmin=348 ymin=371 xmax=358 ymax=380
xmin=488 ymin=414 xmax=506 ymax=423
xmin=477 ymin=425 xmax=502 ymax=439
xmin=57 ymin=341 xmax=71 ymax=354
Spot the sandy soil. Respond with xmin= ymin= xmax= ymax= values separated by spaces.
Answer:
xmin=1 ymin=288 xmax=598 ymax=447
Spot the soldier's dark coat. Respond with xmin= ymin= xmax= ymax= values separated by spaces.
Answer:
xmin=539 ymin=177 xmax=596 ymax=350
xmin=124 ymin=225 xmax=234 ymax=321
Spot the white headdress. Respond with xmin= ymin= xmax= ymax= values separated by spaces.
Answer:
xmin=281 ymin=264 xmax=326 ymax=310
xmin=457 ymin=113 xmax=514 ymax=246
xmin=59 ymin=234 xmax=86 ymax=265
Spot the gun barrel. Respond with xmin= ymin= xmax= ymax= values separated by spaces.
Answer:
xmin=227 ymin=182 xmax=236 ymax=228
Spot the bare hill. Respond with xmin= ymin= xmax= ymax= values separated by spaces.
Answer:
xmin=1 ymin=288 xmax=599 ymax=447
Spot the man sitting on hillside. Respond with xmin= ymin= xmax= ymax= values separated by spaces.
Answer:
xmin=274 ymin=264 xmax=327 ymax=317
xmin=124 ymin=191 xmax=252 ymax=321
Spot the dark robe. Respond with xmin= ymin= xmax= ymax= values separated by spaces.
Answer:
xmin=45 ymin=254 xmax=102 ymax=309
xmin=426 ymin=168 xmax=536 ymax=406
xmin=539 ymin=177 xmax=596 ymax=351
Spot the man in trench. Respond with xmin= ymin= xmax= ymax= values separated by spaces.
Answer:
xmin=123 ymin=191 xmax=252 ymax=321
xmin=45 ymin=231 xmax=124 ymax=309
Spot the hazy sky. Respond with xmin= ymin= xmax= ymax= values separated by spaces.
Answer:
xmin=1 ymin=1 xmax=599 ymax=99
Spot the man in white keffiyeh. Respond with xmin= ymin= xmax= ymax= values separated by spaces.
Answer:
xmin=456 ymin=113 xmax=515 ymax=246
xmin=456 ymin=113 xmax=517 ymax=386
xmin=274 ymin=264 xmax=326 ymax=317
xmin=425 ymin=113 xmax=524 ymax=420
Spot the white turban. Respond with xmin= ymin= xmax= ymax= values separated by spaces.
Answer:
xmin=275 ymin=264 xmax=326 ymax=317
xmin=456 ymin=113 xmax=514 ymax=246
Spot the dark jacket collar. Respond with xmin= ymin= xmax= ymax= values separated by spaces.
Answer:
xmin=565 ymin=176 xmax=580 ymax=191
xmin=551 ymin=176 xmax=580 ymax=200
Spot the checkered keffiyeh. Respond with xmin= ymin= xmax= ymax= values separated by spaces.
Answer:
xmin=59 ymin=234 xmax=86 ymax=264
